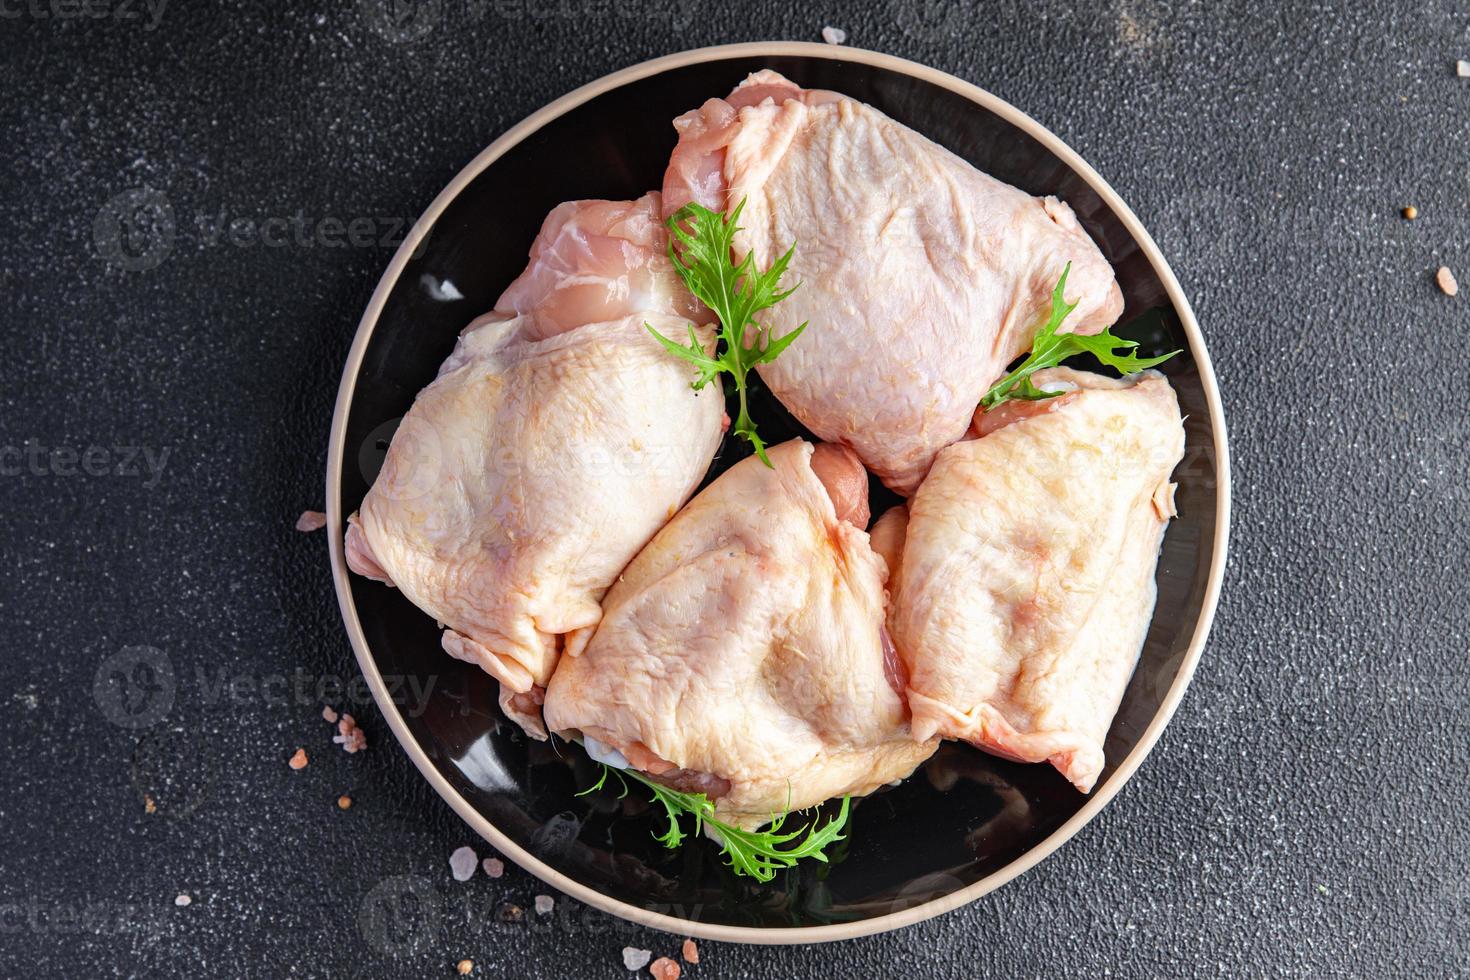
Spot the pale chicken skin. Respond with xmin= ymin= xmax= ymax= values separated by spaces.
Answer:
xmin=885 ymin=368 xmax=1185 ymax=792
xmin=346 ymin=193 xmax=724 ymax=738
xmin=543 ymin=440 xmax=938 ymax=827
xmin=663 ymin=71 xmax=1125 ymax=494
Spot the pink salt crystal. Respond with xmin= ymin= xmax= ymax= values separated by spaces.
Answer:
xmin=334 ymin=714 xmax=367 ymax=753
xmin=449 ymin=846 xmax=477 ymax=882
xmin=1437 ymin=266 xmax=1459 ymax=296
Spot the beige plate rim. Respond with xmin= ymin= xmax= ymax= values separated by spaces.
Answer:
xmin=325 ymin=40 xmax=1233 ymax=945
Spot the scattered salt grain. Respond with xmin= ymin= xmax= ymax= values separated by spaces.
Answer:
xmin=1437 ymin=266 xmax=1459 ymax=296
xmin=449 ymin=846 xmax=478 ymax=882
xmin=622 ymin=947 xmax=652 ymax=971
xmin=422 ymin=273 xmax=466 ymax=302
xmin=334 ymin=714 xmax=367 ymax=753
xmin=322 ymin=705 xmax=338 ymax=723
xmin=483 ymin=857 xmax=504 ymax=878
xmin=174 ymin=894 xmax=191 ymax=907
xmin=288 ymin=747 xmax=308 ymax=770
xmin=534 ymin=894 xmax=554 ymax=915
xmin=649 ymin=957 xmax=681 ymax=980
xmin=295 ymin=510 xmax=327 ymax=532
xmin=681 ymin=939 xmax=699 ymax=964
xmin=822 ymin=26 xmax=847 ymax=45
xmin=1457 ymin=59 xmax=1470 ymax=77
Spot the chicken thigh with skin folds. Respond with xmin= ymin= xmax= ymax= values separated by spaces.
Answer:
xmin=884 ymin=368 xmax=1185 ymax=792
xmin=663 ymin=71 xmax=1125 ymax=494
xmin=345 ymin=193 xmax=724 ymax=738
xmin=543 ymin=440 xmax=938 ymax=828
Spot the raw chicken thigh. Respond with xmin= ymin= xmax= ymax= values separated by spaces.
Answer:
xmin=543 ymin=440 xmax=938 ymax=827
xmin=346 ymin=193 xmax=725 ymax=738
xmin=663 ymin=71 xmax=1125 ymax=493
xmin=883 ymin=368 xmax=1185 ymax=792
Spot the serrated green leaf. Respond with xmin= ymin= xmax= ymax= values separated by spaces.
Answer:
xmin=578 ymin=762 xmax=851 ymax=884
xmin=645 ymin=199 xmax=805 ymax=467
xmin=735 ymin=415 xmax=771 ymax=467
xmin=753 ymin=321 xmax=807 ymax=364
xmin=981 ymin=261 xmax=1181 ymax=410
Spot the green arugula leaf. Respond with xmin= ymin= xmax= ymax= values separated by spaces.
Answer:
xmin=582 ymin=762 xmax=850 ymax=883
xmin=711 ymin=796 xmax=851 ymax=881
xmin=981 ymin=262 xmax=1181 ymax=411
xmin=647 ymin=199 xmax=807 ymax=467
xmin=638 ymin=776 xmax=702 ymax=849
xmin=574 ymin=763 xmax=628 ymax=800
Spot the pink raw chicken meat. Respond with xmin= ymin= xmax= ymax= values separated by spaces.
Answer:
xmin=346 ymin=193 xmax=725 ymax=738
xmin=880 ymin=368 xmax=1185 ymax=792
xmin=543 ymin=440 xmax=938 ymax=828
xmin=663 ymin=70 xmax=1125 ymax=494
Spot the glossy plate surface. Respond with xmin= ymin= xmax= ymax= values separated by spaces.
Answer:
xmin=326 ymin=42 xmax=1230 ymax=943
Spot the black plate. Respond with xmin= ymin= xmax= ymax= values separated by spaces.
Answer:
xmin=329 ymin=45 xmax=1227 ymax=940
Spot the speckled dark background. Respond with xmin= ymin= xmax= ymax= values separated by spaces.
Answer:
xmin=2 ymin=1 xmax=1466 ymax=977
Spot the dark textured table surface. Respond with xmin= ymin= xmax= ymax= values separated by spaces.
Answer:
xmin=2 ymin=2 xmax=1467 ymax=977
